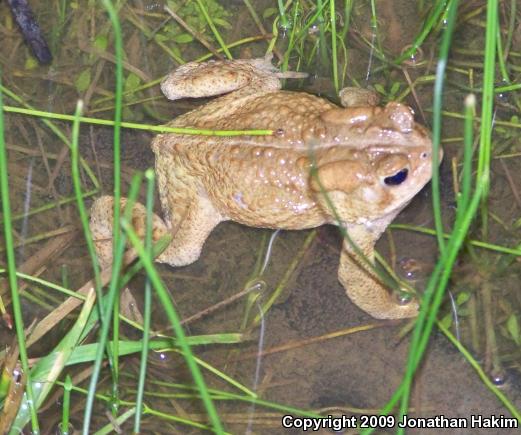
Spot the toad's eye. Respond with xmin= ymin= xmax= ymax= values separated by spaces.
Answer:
xmin=384 ymin=168 xmax=408 ymax=186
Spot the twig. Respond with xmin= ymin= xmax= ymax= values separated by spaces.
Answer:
xmin=180 ymin=281 xmax=263 ymax=326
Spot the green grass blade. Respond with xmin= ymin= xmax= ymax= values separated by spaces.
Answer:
xmin=393 ymin=0 xmax=449 ymax=64
xmin=396 ymin=1 xmax=497 ymax=430
xmin=477 ymin=0 xmax=498 ymax=237
xmin=277 ymin=0 xmax=290 ymax=30
xmin=2 ymin=105 xmax=272 ymax=136
xmin=121 ymin=222 xmax=224 ymax=433
xmin=102 ymin=5 xmax=124 ymax=394
xmin=0 ymin=75 xmax=40 ymax=432
xmin=60 ymin=375 xmax=73 ymax=435
xmin=456 ymin=94 xmax=475 ymax=217
xmin=95 ymin=407 xmax=136 ymax=435
xmin=195 ymin=0 xmax=232 ymax=59
xmin=0 ymin=86 xmax=99 ymax=190
xmin=431 ymin=0 xmax=460 ymax=254
xmin=10 ymin=290 xmax=96 ymax=432
xmin=65 ymin=335 xmax=244 ymax=366
xmin=82 ymin=172 xmax=144 ymax=434
xmin=316 ymin=0 xmax=329 ymax=70
xmin=134 ymin=169 xmax=155 ymax=433
xmin=329 ymin=0 xmax=339 ymax=92
xmin=438 ymin=322 xmax=521 ymax=423
xmin=70 ymin=100 xmax=105 ymax=323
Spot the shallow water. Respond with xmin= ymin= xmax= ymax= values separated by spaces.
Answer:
xmin=1 ymin=0 xmax=521 ymax=433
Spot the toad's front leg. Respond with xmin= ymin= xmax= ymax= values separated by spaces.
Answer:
xmin=338 ymin=223 xmax=419 ymax=320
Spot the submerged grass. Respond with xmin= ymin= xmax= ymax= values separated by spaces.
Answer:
xmin=134 ymin=170 xmax=154 ymax=433
xmin=2 ymin=0 xmax=521 ymax=433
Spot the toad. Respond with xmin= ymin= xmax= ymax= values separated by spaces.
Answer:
xmin=90 ymin=56 xmax=437 ymax=319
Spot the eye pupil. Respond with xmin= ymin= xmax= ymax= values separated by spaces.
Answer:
xmin=384 ymin=168 xmax=408 ymax=186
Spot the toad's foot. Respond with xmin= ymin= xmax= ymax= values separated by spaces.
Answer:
xmin=338 ymin=223 xmax=418 ymax=319
xmin=90 ymin=195 xmax=222 ymax=269
xmin=160 ymin=55 xmax=307 ymax=101
xmin=90 ymin=196 xmax=169 ymax=269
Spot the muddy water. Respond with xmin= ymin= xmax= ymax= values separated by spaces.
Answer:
xmin=1 ymin=0 xmax=521 ymax=433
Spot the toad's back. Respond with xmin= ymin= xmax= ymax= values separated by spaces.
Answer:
xmin=151 ymin=90 xmax=337 ymax=230
xmin=159 ymin=90 xmax=336 ymax=150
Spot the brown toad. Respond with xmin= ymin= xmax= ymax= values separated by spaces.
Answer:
xmin=90 ymin=56 xmax=437 ymax=319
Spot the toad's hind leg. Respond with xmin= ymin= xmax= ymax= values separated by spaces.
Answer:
xmin=90 ymin=196 xmax=170 ymax=269
xmin=160 ymin=55 xmax=307 ymax=101
xmin=338 ymin=224 xmax=419 ymax=320
xmin=160 ymin=57 xmax=281 ymax=101
xmin=90 ymin=194 xmax=223 ymax=269
xmin=158 ymin=190 xmax=224 ymax=266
